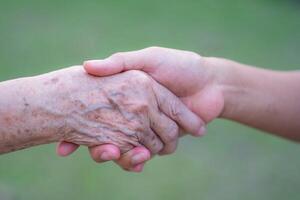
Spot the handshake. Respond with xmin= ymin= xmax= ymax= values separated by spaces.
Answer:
xmin=1 ymin=47 xmax=298 ymax=172
xmin=57 ymin=47 xmax=216 ymax=172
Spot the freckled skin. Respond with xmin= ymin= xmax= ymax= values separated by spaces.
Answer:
xmin=0 ymin=66 xmax=164 ymax=154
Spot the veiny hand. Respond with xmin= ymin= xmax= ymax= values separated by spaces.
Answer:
xmin=72 ymin=46 xmax=226 ymax=171
xmin=56 ymin=66 xmax=205 ymax=172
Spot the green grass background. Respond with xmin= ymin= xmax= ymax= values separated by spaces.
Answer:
xmin=0 ymin=0 xmax=300 ymax=199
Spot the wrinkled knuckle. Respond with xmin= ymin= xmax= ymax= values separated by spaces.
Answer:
xmin=130 ymin=120 xmax=143 ymax=132
xmin=136 ymin=129 xmax=151 ymax=144
xmin=169 ymin=101 xmax=183 ymax=120
xmin=138 ymin=131 xmax=163 ymax=155
xmin=164 ymin=134 xmax=177 ymax=145
xmin=150 ymin=140 xmax=163 ymax=155
xmin=134 ymin=102 xmax=149 ymax=114
xmin=165 ymin=124 xmax=179 ymax=142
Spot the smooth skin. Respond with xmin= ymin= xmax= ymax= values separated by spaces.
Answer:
xmin=58 ymin=46 xmax=300 ymax=172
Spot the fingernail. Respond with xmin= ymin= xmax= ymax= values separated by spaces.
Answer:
xmin=100 ymin=152 xmax=111 ymax=161
xmin=196 ymin=126 xmax=206 ymax=136
xmin=131 ymin=153 xmax=146 ymax=165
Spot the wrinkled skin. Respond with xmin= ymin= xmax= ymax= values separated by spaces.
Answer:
xmin=50 ymin=68 xmax=164 ymax=154
xmin=0 ymin=66 xmax=204 ymax=168
xmin=54 ymin=67 xmax=203 ymax=154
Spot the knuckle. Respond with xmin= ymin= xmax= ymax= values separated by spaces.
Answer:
xmin=144 ymin=46 xmax=166 ymax=57
xmin=136 ymin=130 xmax=150 ymax=145
xmin=169 ymin=100 xmax=183 ymax=120
xmin=129 ymin=120 xmax=144 ymax=132
xmin=165 ymin=124 xmax=179 ymax=142
xmin=131 ymin=102 xmax=149 ymax=115
xmin=110 ymin=52 xmax=127 ymax=68
xmin=150 ymin=139 xmax=163 ymax=155
xmin=110 ymin=52 xmax=124 ymax=61
xmin=189 ymin=51 xmax=203 ymax=66
xmin=126 ymin=97 xmax=150 ymax=114
xmin=155 ymin=142 xmax=164 ymax=154
xmin=188 ymin=51 xmax=202 ymax=59
xmin=143 ymin=46 xmax=166 ymax=67
xmin=145 ymin=46 xmax=161 ymax=52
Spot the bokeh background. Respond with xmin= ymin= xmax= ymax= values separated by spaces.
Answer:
xmin=0 ymin=0 xmax=300 ymax=199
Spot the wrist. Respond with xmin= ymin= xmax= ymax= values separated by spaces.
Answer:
xmin=201 ymin=56 xmax=243 ymax=119
xmin=205 ymin=57 xmax=272 ymax=121
xmin=28 ymin=74 xmax=67 ymax=142
xmin=32 ymin=70 xmax=70 ymax=142
xmin=0 ymin=75 xmax=65 ymax=154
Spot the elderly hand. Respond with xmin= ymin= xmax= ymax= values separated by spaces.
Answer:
xmin=56 ymin=66 xmax=205 ymax=171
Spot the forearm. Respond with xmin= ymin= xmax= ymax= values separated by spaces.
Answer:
xmin=0 ymin=75 xmax=64 ymax=154
xmin=211 ymin=57 xmax=300 ymax=140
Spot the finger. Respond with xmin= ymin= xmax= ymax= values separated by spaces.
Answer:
xmin=114 ymin=146 xmax=150 ymax=172
xmin=152 ymin=81 xmax=206 ymax=137
xmin=132 ymin=163 xmax=145 ymax=172
xmin=137 ymin=128 xmax=164 ymax=155
xmin=83 ymin=48 xmax=153 ymax=76
xmin=56 ymin=141 xmax=80 ymax=157
xmin=150 ymin=111 xmax=179 ymax=155
xmin=89 ymin=144 xmax=121 ymax=163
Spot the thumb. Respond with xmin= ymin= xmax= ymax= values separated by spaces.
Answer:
xmin=83 ymin=58 xmax=125 ymax=76
xmin=83 ymin=50 xmax=152 ymax=76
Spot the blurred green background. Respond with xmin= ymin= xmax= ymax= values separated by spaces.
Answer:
xmin=0 ymin=0 xmax=300 ymax=199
